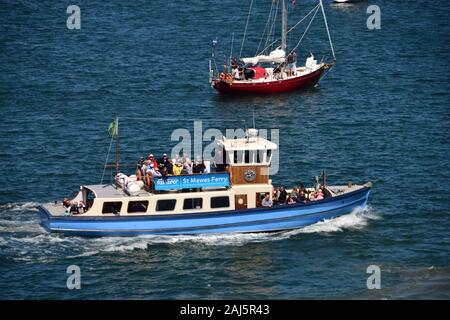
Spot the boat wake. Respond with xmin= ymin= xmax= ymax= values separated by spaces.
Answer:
xmin=0 ymin=202 xmax=39 ymax=212
xmin=0 ymin=204 xmax=381 ymax=261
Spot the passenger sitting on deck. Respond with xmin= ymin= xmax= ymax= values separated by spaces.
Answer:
xmin=166 ymin=159 xmax=174 ymax=175
xmin=277 ymin=186 xmax=287 ymax=204
xmin=147 ymin=154 xmax=158 ymax=169
xmin=232 ymin=66 xmax=240 ymax=80
xmin=286 ymin=195 xmax=296 ymax=205
xmin=147 ymin=164 xmax=161 ymax=178
xmin=158 ymin=153 xmax=169 ymax=166
xmin=136 ymin=164 xmax=143 ymax=181
xmin=63 ymin=198 xmax=71 ymax=213
xmin=183 ymin=159 xmax=193 ymax=175
xmin=314 ymin=189 xmax=324 ymax=201
xmin=173 ymin=162 xmax=182 ymax=176
xmin=261 ymin=193 xmax=273 ymax=208
xmin=77 ymin=200 xmax=87 ymax=213
xmin=70 ymin=203 xmax=80 ymax=214
xmin=297 ymin=190 xmax=307 ymax=203
xmin=160 ymin=166 xmax=169 ymax=178
xmin=299 ymin=182 xmax=307 ymax=193
xmin=319 ymin=185 xmax=330 ymax=198
xmin=193 ymin=160 xmax=206 ymax=174
xmin=291 ymin=187 xmax=299 ymax=200
xmin=273 ymin=62 xmax=285 ymax=79
xmin=172 ymin=154 xmax=180 ymax=166
xmin=144 ymin=170 xmax=152 ymax=190
xmin=231 ymin=57 xmax=238 ymax=69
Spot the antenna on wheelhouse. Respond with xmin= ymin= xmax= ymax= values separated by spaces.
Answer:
xmin=252 ymin=109 xmax=256 ymax=129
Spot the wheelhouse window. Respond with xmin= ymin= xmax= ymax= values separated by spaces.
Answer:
xmin=84 ymin=188 xmax=95 ymax=210
xmin=102 ymin=202 xmax=122 ymax=214
xmin=244 ymin=150 xmax=250 ymax=163
xmin=127 ymin=201 xmax=149 ymax=213
xmin=211 ymin=196 xmax=230 ymax=209
xmin=183 ymin=198 xmax=203 ymax=210
xmin=156 ymin=199 xmax=176 ymax=211
xmin=222 ymin=148 xmax=227 ymax=165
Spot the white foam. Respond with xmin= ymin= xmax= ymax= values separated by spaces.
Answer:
xmin=2 ymin=206 xmax=382 ymax=260
xmin=0 ymin=219 xmax=44 ymax=233
xmin=0 ymin=202 xmax=39 ymax=212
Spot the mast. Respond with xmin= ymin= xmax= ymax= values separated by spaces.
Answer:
xmin=281 ymin=0 xmax=287 ymax=51
xmin=115 ymin=117 xmax=119 ymax=189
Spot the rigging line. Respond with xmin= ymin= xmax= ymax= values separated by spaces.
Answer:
xmin=264 ymin=0 xmax=279 ymax=54
xmin=319 ymin=0 xmax=336 ymax=60
xmin=270 ymin=1 xmax=279 ymax=52
xmin=239 ymin=0 xmax=254 ymax=59
xmin=256 ymin=3 xmax=320 ymax=57
xmin=287 ymin=3 xmax=320 ymax=34
xmin=229 ymin=33 xmax=234 ymax=65
xmin=101 ymin=133 xmax=114 ymax=184
xmin=290 ymin=4 xmax=320 ymax=53
xmin=255 ymin=1 xmax=275 ymax=56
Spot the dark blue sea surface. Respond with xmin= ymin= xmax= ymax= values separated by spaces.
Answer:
xmin=0 ymin=0 xmax=449 ymax=299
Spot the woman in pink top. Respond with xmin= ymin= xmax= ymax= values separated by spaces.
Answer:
xmin=315 ymin=189 xmax=324 ymax=200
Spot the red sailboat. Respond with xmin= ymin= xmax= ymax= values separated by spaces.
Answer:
xmin=209 ymin=0 xmax=336 ymax=95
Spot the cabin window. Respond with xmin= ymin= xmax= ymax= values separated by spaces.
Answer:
xmin=127 ymin=201 xmax=149 ymax=213
xmin=244 ymin=150 xmax=250 ymax=163
xmin=156 ymin=199 xmax=176 ymax=211
xmin=85 ymin=188 xmax=95 ymax=210
xmin=102 ymin=202 xmax=122 ymax=214
xmin=222 ymin=147 xmax=227 ymax=165
xmin=256 ymin=150 xmax=262 ymax=163
xmin=211 ymin=196 xmax=230 ymax=208
xmin=183 ymin=198 xmax=203 ymax=210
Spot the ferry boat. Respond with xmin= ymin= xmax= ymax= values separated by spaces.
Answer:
xmin=38 ymin=129 xmax=371 ymax=236
xmin=209 ymin=0 xmax=336 ymax=95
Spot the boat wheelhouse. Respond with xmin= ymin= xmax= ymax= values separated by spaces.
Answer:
xmin=38 ymin=128 xmax=371 ymax=236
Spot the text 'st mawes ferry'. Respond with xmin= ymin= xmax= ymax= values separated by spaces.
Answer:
xmin=38 ymin=129 xmax=371 ymax=236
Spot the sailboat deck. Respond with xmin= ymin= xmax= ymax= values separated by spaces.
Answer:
xmin=232 ymin=66 xmax=321 ymax=84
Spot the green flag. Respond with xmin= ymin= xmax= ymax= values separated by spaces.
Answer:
xmin=108 ymin=117 xmax=118 ymax=137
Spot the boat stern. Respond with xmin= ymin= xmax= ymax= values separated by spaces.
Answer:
xmin=38 ymin=205 xmax=52 ymax=232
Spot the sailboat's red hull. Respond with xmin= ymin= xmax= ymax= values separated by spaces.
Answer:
xmin=213 ymin=66 xmax=324 ymax=95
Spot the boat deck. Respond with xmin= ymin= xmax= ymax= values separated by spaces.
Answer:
xmin=232 ymin=66 xmax=321 ymax=84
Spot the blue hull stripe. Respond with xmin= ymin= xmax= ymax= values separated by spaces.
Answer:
xmin=39 ymin=187 xmax=370 ymax=236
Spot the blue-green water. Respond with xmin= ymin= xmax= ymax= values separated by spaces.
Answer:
xmin=0 ymin=0 xmax=449 ymax=299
